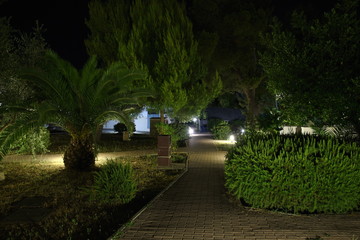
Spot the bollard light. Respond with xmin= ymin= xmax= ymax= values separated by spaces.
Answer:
xmin=188 ymin=127 xmax=194 ymax=135
xmin=229 ymin=134 xmax=235 ymax=143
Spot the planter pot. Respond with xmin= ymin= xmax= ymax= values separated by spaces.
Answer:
xmin=157 ymin=135 xmax=171 ymax=166
xmin=158 ymin=156 xmax=171 ymax=166
xmin=157 ymin=135 xmax=171 ymax=148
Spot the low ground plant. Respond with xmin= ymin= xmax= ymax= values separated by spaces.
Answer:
xmin=87 ymin=161 xmax=137 ymax=205
xmin=171 ymin=153 xmax=188 ymax=163
xmin=225 ymin=134 xmax=360 ymax=213
xmin=0 ymin=154 xmax=183 ymax=240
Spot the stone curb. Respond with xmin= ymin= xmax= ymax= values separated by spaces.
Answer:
xmin=107 ymin=153 xmax=190 ymax=240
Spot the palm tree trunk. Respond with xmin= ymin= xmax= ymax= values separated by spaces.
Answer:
xmin=63 ymin=136 xmax=96 ymax=171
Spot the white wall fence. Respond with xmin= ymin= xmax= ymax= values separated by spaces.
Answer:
xmin=280 ymin=126 xmax=338 ymax=135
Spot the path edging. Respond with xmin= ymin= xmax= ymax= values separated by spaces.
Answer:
xmin=107 ymin=153 xmax=190 ymax=240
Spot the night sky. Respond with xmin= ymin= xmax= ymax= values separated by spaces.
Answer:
xmin=0 ymin=0 xmax=90 ymax=68
xmin=0 ymin=0 xmax=338 ymax=68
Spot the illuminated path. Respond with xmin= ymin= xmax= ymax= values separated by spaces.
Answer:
xmin=114 ymin=133 xmax=360 ymax=240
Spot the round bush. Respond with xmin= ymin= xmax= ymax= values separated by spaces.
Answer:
xmin=114 ymin=122 xmax=127 ymax=133
xmin=210 ymin=120 xmax=231 ymax=140
xmin=225 ymin=134 xmax=360 ymax=213
xmin=114 ymin=122 xmax=135 ymax=134
xmin=90 ymin=161 xmax=137 ymax=205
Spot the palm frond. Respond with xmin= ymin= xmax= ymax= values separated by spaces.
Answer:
xmin=0 ymin=112 xmax=43 ymax=160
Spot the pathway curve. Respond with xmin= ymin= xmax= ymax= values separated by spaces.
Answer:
xmin=115 ymin=133 xmax=360 ymax=240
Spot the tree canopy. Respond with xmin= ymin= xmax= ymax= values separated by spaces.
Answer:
xmin=260 ymin=0 xmax=360 ymax=134
xmin=188 ymin=0 xmax=273 ymax=129
xmin=86 ymin=0 xmax=221 ymax=121
xmin=0 ymin=18 xmax=48 ymax=133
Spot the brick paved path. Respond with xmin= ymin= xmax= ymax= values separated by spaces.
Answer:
xmin=115 ymin=134 xmax=360 ymax=240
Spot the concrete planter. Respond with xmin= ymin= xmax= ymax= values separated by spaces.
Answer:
xmin=157 ymin=135 xmax=171 ymax=166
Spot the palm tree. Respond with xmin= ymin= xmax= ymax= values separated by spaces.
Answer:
xmin=0 ymin=51 xmax=151 ymax=171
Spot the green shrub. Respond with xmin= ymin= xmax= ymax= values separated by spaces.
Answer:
xmin=207 ymin=118 xmax=223 ymax=130
xmin=10 ymin=126 xmax=50 ymax=156
xmin=225 ymin=134 xmax=360 ymax=213
xmin=210 ymin=120 xmax=231 ymax=140
xmin=114 ymin=122 xmax=135 ymax=134
xmin=89 ymin=161 xmax=137 ymax=205
xmin=257 ymin=108 xmax=283 ymax=133
xmin=170 ymin=122 xmax=188 ymax=147
xmin=229 ymin=119 xmax=245 ymax=133
xmin=171 ymin=153 xmax=188 ymax=163
xmin=114 ymin=123 xmax=127 ymax=133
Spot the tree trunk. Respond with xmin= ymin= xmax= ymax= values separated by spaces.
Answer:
xmin=296 ymin=126 xmax=302 ymax=135
xmin=244 ymin=88 xmax=259 ymax=131
xmin=160 ymin=109 xmax=165 ymax=123
xmin=63 ymin=136 xmax=96 ymax=171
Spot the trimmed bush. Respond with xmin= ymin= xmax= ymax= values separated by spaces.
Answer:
xmin=10 ymin=126 xmax=50 ymax=156
xmin=114 ymin=123 xmax=127 ymax=133
xmin=114 ymin=122 xmax=135 ymax=134
xmin=89 ymin=161 xmax=137 ymax=205
xmin=225 ymin=134 xmax=360 ymax=213
xmin=210 ymin=120 xmax=231 ymax=140
xmin=170 ymin=122 xmax=188 ymax=147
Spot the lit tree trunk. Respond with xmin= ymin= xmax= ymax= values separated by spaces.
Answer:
xmin=296 ymin=126 xmax=302 ymax=135
xmin=63 ymin=135 xmax=96 ymax=171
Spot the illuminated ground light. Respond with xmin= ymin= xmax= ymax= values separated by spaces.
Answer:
xmin=229 ymin=134 xmax=236 ymax=143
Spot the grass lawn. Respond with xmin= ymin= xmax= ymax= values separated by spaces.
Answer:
xmin=48 ymin=132 xmax=158 ymax=153
xmin=212 ymin=139 xmax=236 ymax=151
xmin=0 ymin=133 xmax=186 ymax=240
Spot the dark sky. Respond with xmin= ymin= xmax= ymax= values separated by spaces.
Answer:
xmin=0 ymin=0 xmax=338 ymax=69
xmin=0 ymin=0 xmax=90 ymax=68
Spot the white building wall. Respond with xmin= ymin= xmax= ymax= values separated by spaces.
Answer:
xmin=134 ymin=109 xmax=149 ymax=132
xmin=280 ymin=126 xmax=315 ymax=135
xmin=103 ymin=120 xmax=119 ymax=130
xmin=102 ymin=109 xmax=150 ymax=133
